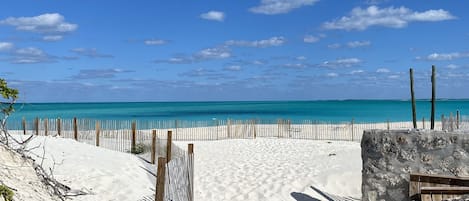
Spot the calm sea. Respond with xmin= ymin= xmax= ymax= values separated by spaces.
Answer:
xmin=8 ymin=100 xmax=469 ymax=122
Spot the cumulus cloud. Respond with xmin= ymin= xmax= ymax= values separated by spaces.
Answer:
xmin=327 ymin=43 xmax=341 ymax=49
xmin=0 ymin=42 xmax=13 ymax=51
xmin=71 ymin=48 xmax=113 ymax=58
xmin=327 ymin=72 xmax=338 ymax=77
xmin=11 ymin=47 xmax=54 ymax=64
xmin=42 ymin=35 xmax=63 ymax=41
xmin=225 ymin=36 xmax=286 ymax=48
xmin=322 ymin=6 xmax=455 ymax=31
xmin=224 ymin=65 xmax=242 ymax=71
xmin=195 ymin=47 xmax=231 ymax=59
xmin=320 ymin=58 xmax=362 ymax=68
xmin=144 ymin=39 xmax=166 ymax=45
xmin=72 ymin=68 xmax=133 ymax=79
xmin=250 ymin=0 xmax=319 ymax=15
xmin=200 ymin=11 xmax=225 ymax=21
xmin=376 ymin=68 xmax=390 ymax=73
xmin=350 ymin=69 xmax=364 ymax=74
xmin=0 ymin=13 xmax=77 ymax=34
xmin=347 ymin=40 xmax=371 ymax=48
xmin=303 ymin=35 xmax=320 ymax=43
xmin=421 ymin=52 xmax=469 ymax=61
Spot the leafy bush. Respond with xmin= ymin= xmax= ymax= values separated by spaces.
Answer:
xmin=0 ymin=185 xmax=14 ymax=201
xmin=130 ymin=143 xmax=149 ymax=154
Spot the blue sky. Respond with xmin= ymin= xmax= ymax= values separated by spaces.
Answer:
xmin=0 ymin=0 xmax=468 ymax=102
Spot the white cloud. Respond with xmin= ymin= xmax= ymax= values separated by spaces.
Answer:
xmin=320 ymin=58 xmax=362 ymax=68
xmin=225 ymin=36 xmax=285 ymax=48
xmin=322 ymin=6 xmax=455 ymax=31
xmin=347 ymin=40 xmax=371 ymax=48
xmin=200 ymin=11 xmax=225 ymax=22
xmin=71 ymin=48 xmax=113 ymax=58
xmin=446 ymin=64 xmax=459 ymax=69
xmin=0 ymin=13 xmax=77 ymax=34
xmin=0 ymin=42 xmax=13 ymax=51
xmin=423 ymin=52 xmax=469 ymax=61
xmin=296 ymin=56 xmax=307 ymax=60
xmin=350 ymin=69 xmax=364 ymax=74
xmin=42 ymin=35 xmax=63 ymax=41
xmin=195 ymin=47 xmax=231 ymax=59
xmin=303 ymin=35 xmax=320 ymax=43
xmin=327 ymin=72 xmax=338 ymax=77
xmin=250 ymin=0 xmax=319 ymax=15
xmin=327 ymin=43 xmax=341 ymax=49
xmin=388 ymin=75 xmax=400 ymax=79
xmin=144 ymin=39 xmax=166 ymax=45
xmin=224 ymin=65 xmax=242 ymax=71
xmin=376 ymin=68 xmax=390 ymax=73
xmin=12 ymin=47 xmax=53 ymax=64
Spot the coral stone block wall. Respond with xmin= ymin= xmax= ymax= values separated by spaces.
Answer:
xmin=361 ymin=129 xmax=469 ymax=201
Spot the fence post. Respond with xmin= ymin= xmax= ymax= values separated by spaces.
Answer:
xmin=73 ymin=117 xmax=78 ymax=140
xmin=387 ymin=119 xmax=390 ymax=131
xmin=227 ymin=119 xmax=231 ymax=139
xmin=44 ymin=119 xmax=48 ymax=136
xmin=131 ymin=121 xmax=136 ymax=153
xmin=96 ymin=121 xmax=100 ymax=147
xmin=151 ymin=130 xmax=157 ymax=164
xmin=441 ymin=114 xmax=445 ymax=131
xmin=35 ymin=117 xmax=39 ymax=135
xmin=155 ymin=157 xmax=166 ymax=201
xmin=188 ymin=143 xmax=194 ymax=201
xmin=22 ymin=117 xmax=26 ymax=135
xmin=422 ymin=117 xmax=425 ymax=129
xmin=277 ymin=119 xmax=280 ymax=138
xmin=410 ymin=68 xmax=417 ymax=129
xmin=456 ymin=110 xmax=460 ymax=129
xmin=351 ymin=118 xmax=354 ymax=141
xmin=449 ymin=112 xmax=454 ymax=131
xmin=431 ymin=65 xmax=436 ymax=130
xmin=166 ymin=130 xmax=172 ymax=163
xmin=57 ymin=118 xmax=61 ymax=136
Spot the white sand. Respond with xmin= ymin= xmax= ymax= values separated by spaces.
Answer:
xmin=174 ymin=138 xmax=362 ymax=201
xmin=17 ymin=135 xmax=156 ymax=201
xmin=0 ymin=145 xmax=60 ymax=201
xmin=7 ymin=134 xmax=362 ymax=201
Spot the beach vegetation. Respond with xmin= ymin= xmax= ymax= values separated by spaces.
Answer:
xmin=130 ymin=143 xmax=149 ymax=154
xmin=0 ymin=184 xmax=14 ymax=201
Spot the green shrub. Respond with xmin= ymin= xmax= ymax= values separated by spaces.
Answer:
xmin=0 ymin=185 xmax=14 ymax=201
xmin=130 ymin=143 xmax=149 ymax=154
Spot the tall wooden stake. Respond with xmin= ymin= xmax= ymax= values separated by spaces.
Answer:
xmin=155 ymin=157 xmax=166 ymax=201
xmin=22 ymin=117 xmax=26 ymax=135
xmin=96 ymin=121 xmax=100 ymax=146
xmin=431 ymin=65 xmax=436 ymax=130
xmin=131 ymin=121 xmax=136 ymax=153
xmin=57 ymin=118 xmax=61 ymax=136
xmin=35 ymin=117 xmax=39 ymax=135
xmin=73 ymin=117 xmax=78 ymax=140
xmin=456 ymin=110 xmax=460 ymax=129
xmin=166 ymin=130 xmax=172 ymax=163
xmin=151 ymin=130 xmax=157 ymax=164
xmin=410 ymin=68 xmax=417 ymax=129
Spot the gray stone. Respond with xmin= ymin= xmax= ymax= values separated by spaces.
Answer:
xmin=362 ymin=129 xmax=469 ymax=201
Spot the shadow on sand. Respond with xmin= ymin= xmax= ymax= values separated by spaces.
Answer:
xmin=291 ymin=192 xmax=321 ymax=201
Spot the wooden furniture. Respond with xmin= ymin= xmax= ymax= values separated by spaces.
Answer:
xmin=410 ymin=173 xmax=469 ymax=201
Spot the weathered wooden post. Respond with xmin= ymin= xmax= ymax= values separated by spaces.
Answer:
xmin=57 ymin=118 xmax=61 ymax=136
xmin=441 ymin=114 xmax=445 ymax=131
xmin=95 ymin=121 xmax=100 ymax=147
xmin=410 ymin=68 xmax=417 ymax=129
xmin=351 ymin=118 xmax=354 ymax=141
xmin=73 ymin=117 xmax=78 ymax=140
xmin=44 ymin=119 xmax=48 ymax=136
xmin=131 ymin=121 xmax=136 ymax=153
xmin=22 ymin=117 xmax=26 ymax=135
xmin=449 ymin=112 xmax=454 ymax=131
xmin=151 ymin=129 xmax=157 ymax=164
xmin=166 ymin=130 xmax=172 ymax=163
xmin=431 ymin=65 xmax=436 ymax=130
xmin=456 ymin=110 xmax=460 ymax=129
xmin=422 ymin=117 xmax=425 ymax=129
xmin=188 ymin=143 xmax=194 ymax=200
xmin=227 ymin=118 xmax=231 ymax=139
xmin=155 ymin=157 xmax=166 ymax=201
xmin=387 ymin=119 xmax=390 ymax=131
xmin=35 ymin=117 xmax=39 ymax=135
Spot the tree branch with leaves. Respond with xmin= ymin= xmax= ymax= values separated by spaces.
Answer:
xmin=0 ymin=78 xmax=18 ymax=146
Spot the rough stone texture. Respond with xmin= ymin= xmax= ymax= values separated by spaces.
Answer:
xmin=361 ymin=129 xmax=469 ymax=201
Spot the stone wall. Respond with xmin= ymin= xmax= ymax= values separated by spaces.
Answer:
xmin=361 ymin=129 xmax=469 ymax=201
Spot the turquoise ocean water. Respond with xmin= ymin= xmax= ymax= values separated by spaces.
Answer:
xmin=8 ymin=100 xmax=469 ymax=122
